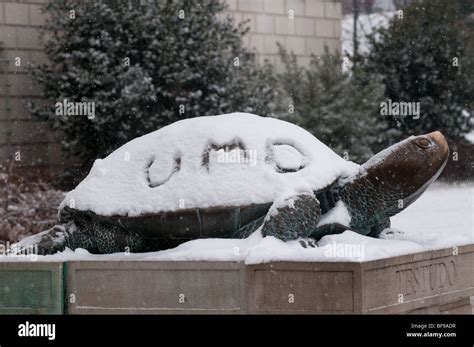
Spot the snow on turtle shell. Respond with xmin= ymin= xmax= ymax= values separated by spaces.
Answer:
xmin=61 ymin=113 xmax=359 ymax=217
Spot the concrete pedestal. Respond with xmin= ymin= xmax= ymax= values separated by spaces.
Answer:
xmin=66 ymin=261 xmax=245 ymax=314
xmin=0 ymin=245 xmax=472 ymax=314
xmin=246 ymin=244 xmax=474 ymax=314
xmin=65 ymin=244 xmax=474 ymax=314
xmin=0 ymin=262 xmax=64 ymax=314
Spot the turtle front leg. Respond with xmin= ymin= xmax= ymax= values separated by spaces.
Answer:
xmin=261 ymin=193 xmax=321 ymax=241
xmin=310 ymin=222 xmax=351 ymax=240
xmin=366 ymin=218 xmax=391 ymax=238
xmin=311 ymin=218 xmax=392 ymax=240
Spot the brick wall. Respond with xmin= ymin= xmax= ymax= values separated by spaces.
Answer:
xmin=0 ymin=0 xmax=341 ymax=172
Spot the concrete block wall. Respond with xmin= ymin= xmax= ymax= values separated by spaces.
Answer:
xmin=225 ymin=0 xmax=342 ymax=68
xmin=0 ymin=0 xmax=60 ymax=170
xmin=0 ymin=0 xmax=342 ymax=171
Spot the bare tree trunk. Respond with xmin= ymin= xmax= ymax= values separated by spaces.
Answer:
xmin=352 ymin=0 xmax=360 ymax=71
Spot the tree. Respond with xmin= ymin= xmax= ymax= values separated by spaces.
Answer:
xmin=363 ymin=0 xmax=473 ymax=142
xmin=278 ymin=46 xmax=386 ymax=163
xmin=29 ymin=0 xmax=278 ymax=185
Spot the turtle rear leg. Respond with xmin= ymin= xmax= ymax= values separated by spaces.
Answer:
xmin=13 ymin=222 xmax=93 ymax=255
xmin=261 ymin=193 xmax=321 ymax=241
xmin=66 ymin=216 xmax=148 ymax=254
xmin=15 ymin=220 xmax=148 ymax=255
xmin=87 ymin=220 xmax=147 ymax=254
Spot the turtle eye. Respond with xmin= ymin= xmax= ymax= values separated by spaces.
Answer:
xmin=415 ymin=137 xmax=432 ymax=149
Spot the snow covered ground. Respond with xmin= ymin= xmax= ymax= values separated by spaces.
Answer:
xmin=2 ymin=182 xmax=472 ymax=264
xmin=465 ymin=130 xmax=474 ymax=144
xmin=391 ymin=182 xmax=473 ymax=248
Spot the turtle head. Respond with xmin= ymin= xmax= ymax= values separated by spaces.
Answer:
xmin=340 ymin=131 xmax=449 ymax=231
xmin=361 ymin=131 xmax=449 ymax=210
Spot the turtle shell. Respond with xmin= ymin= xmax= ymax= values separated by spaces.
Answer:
xmin=60 ymin=201 xmax=272 ymax=246
xmin=60 ymin=113 xmax=359 ymax=230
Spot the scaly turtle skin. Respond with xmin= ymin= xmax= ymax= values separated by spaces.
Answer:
xmin=17 ymin=114 xmax=449 ymax=255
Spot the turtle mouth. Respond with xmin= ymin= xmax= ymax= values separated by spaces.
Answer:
xmin=425 ymin=131 xmax=450 ymax=183
xmin=427 ymin=131 xmax=449 ymax=159
xmin=404 ymin=156 xmax=447 ymax=206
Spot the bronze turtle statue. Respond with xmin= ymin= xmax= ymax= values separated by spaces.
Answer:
xmin=18 ymin=113 xmax=449 ymax=254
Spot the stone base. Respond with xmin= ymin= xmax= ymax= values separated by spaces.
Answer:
xmin=1 ymin=244 xmax=473 ymax=314
xmin=408 ymin=297 xmax=473 ymax=314
xmin=0 ymin=262 xmax=64 ymax=314
xmin=66 ymin=244 xmax=474 ymax=314
xmin=246 ymin=244 xmax=474 ymax=314
xmin=66 ymin=261 xmax=245 ymax=314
